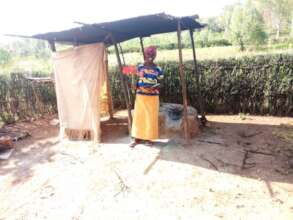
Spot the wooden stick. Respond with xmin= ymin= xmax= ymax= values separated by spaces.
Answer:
xmin=199 ymin=155 xmax=218 ymax=170
xmin=177 ymin=20 xmax=189 ymax=141
xmin=119 ymin=43 xmax=133 ymax=107
xmin=189 ymin=29 xmax=206 ymax=123
xmin=247 ymin=150 xmax=273 ymax=156
xmin=139 ymin=37 xmax=146 ymax=60
xmin=144 ymin=155 xmax=160 ymax=175
xmin=113 ymin=169 xmax=130 ymax=197
xmin=112 ymin=36 xmax=132 ymax=133
xmin=104 ymin=50 xmax=114 ymax=119
xmin=60 ymin=151 xmax=85 ymax=163
xmin=198 ymin=140 xmax=227 ymax=146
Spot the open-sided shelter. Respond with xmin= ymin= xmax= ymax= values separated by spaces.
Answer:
xmin=10 ymin=13 xmax=205 ymax=142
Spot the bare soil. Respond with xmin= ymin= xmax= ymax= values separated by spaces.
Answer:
xmin=1 ymin=112 xmax=293 ymax=220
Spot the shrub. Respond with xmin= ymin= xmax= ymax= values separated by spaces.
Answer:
xmin=109 ymin=54 xmax=293 ymax=116
xmin=0 ymin=54 xmax=292 ymax=125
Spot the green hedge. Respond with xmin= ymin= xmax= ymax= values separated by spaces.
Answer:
xmin=109 ymin=54 xmax=293 ymax=116
xmin=0 ymin=54 xmax=292 ymax=125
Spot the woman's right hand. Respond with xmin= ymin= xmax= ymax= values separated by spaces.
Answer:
xmin=122 ymin=65 xmax=137 ymax=75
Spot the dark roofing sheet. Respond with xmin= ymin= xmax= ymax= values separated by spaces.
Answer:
xmin=31 ymin=13 xmax=205 ymax=45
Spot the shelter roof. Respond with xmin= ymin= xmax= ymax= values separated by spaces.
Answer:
xmin=30 ymin=13 xmax=205 ymax=45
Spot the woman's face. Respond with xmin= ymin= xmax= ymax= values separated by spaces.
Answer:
xmin=145 ymin=53 xmax=156 ymax=62
xmin=144 ymin=46 xmax=157 ymax=63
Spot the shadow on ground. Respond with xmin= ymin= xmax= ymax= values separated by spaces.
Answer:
xmin=102 ymin=116 xmax=293 ymax=186
xmin=1 ymin=115 xmax=293 ymax=189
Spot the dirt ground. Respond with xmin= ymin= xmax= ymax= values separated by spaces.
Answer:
xmin=1 ymin=112 xmax=293 ymax=220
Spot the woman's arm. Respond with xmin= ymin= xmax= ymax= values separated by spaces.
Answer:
xmin=157 ymin=66 xmax=163 ymax=80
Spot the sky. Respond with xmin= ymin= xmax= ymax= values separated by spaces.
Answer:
xmin=0 ymin=0 xmax=239 ymax=42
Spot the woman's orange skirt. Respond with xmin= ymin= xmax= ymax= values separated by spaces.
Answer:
xmin=131 ymin=94 xmax=159 ymax=140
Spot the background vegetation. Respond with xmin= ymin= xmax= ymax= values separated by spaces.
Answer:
xmin=0 ymin=73 xmax=56 ymax=125
xmin=110 ymin=54 xmax=293 ymax=116
xmin=1 ymin=0 xmax=293 ymax=73
xmin=1 ymin=54 xmax=291 ymax=125
xmin=0 ymin=0 xmax=292 ymax=124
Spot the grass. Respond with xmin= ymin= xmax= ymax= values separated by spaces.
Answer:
xmin=108 ymin=46 xmax=293 ymax=66
xmin=0 ymin=46 xmax=293 ymax=75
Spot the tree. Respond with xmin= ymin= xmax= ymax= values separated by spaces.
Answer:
xmin=8 ymin=39 xmax=51 ymax=59
xmin=253 ymin=0 xmax=293 ymax=38
xmin=0 ymin=48 xmax=11 ymax=66
xmin=228 ymin=1 xmax=267 ymax=50
xmin=243 ymin=1 xmax=268 ymax=45
xmin=206 ymin=17 xmax=224 ymax=33
xmin=229 ymin=6 xmax=246 ymax=50
xmin=219 ymin=3 xmax=240 ymax=37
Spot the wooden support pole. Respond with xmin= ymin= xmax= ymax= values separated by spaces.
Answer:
xmin=112 ymin=38 xmax=132 ymax=133
xmin=118 ymin=43 xmax=126 ymax=65
xmin=177 ymin=20 xmax=189 ymax=141
xmin=104 ymin=50 xmax=114 ymax=119
xmin=48 ymin=41 xmax=56 ymax=52
xmin=139 ymin=37 xmax=146 ymax=60
xmin=118 ymin=43 xmax=133 ymax=107
xmin=189 ymin=29 xmax=206 ymax=122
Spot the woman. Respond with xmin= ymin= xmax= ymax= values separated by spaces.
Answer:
xmin=130 ymin=46 xmax=163 ymax=148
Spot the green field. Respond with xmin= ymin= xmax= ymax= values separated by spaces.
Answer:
xmin=108 ymin=46 xmax=293 ymax=66
xmin=1 ymin=45 xmax=292 ymax=74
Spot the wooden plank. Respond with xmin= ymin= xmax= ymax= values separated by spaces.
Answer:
xmin=177 ymin=20 xmax=189 ymax=140
xmin=112 ymin=37 xmax=133 ymax=133
xmin=24 ymin=76 xmax=53 ymax=83
xmin=189 ymin=29 xmax=206 ymax=123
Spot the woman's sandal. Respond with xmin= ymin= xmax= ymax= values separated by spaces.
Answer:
xmin=129 ymin=139 xmax=141 ymax=148
xmin=129 ymin=141 xmax=138 ymax=148
xmin=144 ymin=140 xmax=153 ymax=146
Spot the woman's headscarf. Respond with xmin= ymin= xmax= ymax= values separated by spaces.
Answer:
xmin=144 ymin=46 xmax=157 ymax=60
